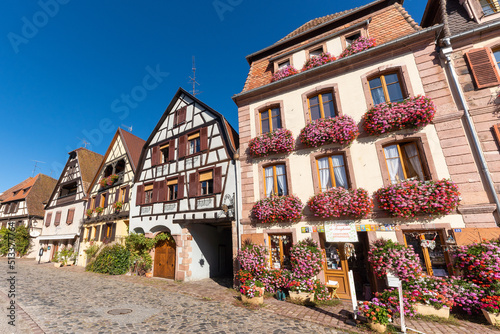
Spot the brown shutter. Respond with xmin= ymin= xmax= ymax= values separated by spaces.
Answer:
xmin=54 ymin=211 xmax=61 ymax=226
xmin=136 ymin=184 xmax=144 ymax=206
xmin=79 ymin=227 xmax=84 ymax=243
xmin=200 ymin=127 xmax=208 ymax=151
xmin=86 ymin=200 xmax=91 ymax=210
xmin=110 ymin=223 xmax=117 ymax=241
xmin=178 ymin=135 xmax=186 ymax=158
xmin=103 ymin=192 xmax=109 ymax=208
xmin=178 ymin=175 xmax=185 ymax=198
xmin=151 ymin=146 xmax=159 ymax=166
xmin=101 ymin=225 xmax=106 ymax=241
xmin=95 ymin=225 xmax=100 ymax=241
xmin=45 ymin=213 xmax=52 ymax=227
xmin=213 ymin=166 xmax=223 ymax=193
xmin=66 ymin=209 xmax=75 ymax=225
xmin=153 ymin=181 xmax=161 ymax=203
xmin=160 ymin=181 xmax=167 ymax=202
xmin=96 ymin=194 xmax=102 ymax=208
xmin=124 ymin=185 xmax=130 ymax=203
xmin=168 ymin=139 xmax=175 ymax=161
xmin=189 ymin=172 xmax=199 ymax=197
xmin=177 ymin=106 xmax=187 ymax=124
xmin=465 ymin=48 xmax=500 ymax=89
xmin=114 ymin=188 xmax=120 ymax=203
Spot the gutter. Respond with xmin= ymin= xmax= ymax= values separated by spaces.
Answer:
xmin=233 ymin=24 xmax=443 ymax=103
xmin=448 ymin=20 xmax=500 ymax=41
xmin=441 ymin=38 xmax=500 ymax=225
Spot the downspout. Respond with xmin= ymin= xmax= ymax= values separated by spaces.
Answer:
xmin=233 ymin=154 xmax=241 ymax=251
xmin=441 ymin=37 xmax=500 ymax=225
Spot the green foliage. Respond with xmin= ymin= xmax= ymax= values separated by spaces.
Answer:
xmin=124 ymin=232 xmax=172 ymax=275
xmin=0 ymin=225 xmax=31 ymax=257
xmin=84 ymin=243 xmax=100 ymax=259
xmin=86 ymin=244 xmax=130 ymax=275
xmin=54 ymin=248 xmax=76 ymax=265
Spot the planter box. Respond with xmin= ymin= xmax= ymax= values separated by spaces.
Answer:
xmin=415 ymin=303 xmax=449 ymax=319
xmin=368 ymin=321 xmax=387 ymax=333
xmin=289 ymin=291 xmax=315 ymax=303
xmin=241 ymin=294 xmax=263 ymax=305
xmin=54 ymin=263 xmax=63 ymax=268
xmin=482 ymin=309 xmax=500 ymax=326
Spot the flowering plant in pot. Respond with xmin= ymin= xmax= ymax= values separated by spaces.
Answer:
xmin=258 ymin=268 xmax=290 ymax=293
xmin=480 ymin=295 xmax=500 ymax=326
xmin=248 ymin=128 xmax=294 ymax=157
xmin=251 ymin=195 xmax=303 ymax=224
xmin=113 ymin=201 xmax=123 ymax=212
xmin=240 ymin=280 xmax=265 ymax=305
xmin=374 ymin=288 xmax=416 ymax=317
xmin=362 ymin=95 xmax=436 ymax=136
xmin=302 ymin=52 xmax=336 ymax=71
xmin=307 ymin=187 xmax=372 ymax=218
xmin=99 ymin=178 xmax=107 ymax=188
xmin=338 ymin=36 xmax=376 ymax=58
xmin=85 ymin=208 xmax=94 ymax=218
xmin=94 ymin=207 xmax=104 ymax=214
xmin=358 ymin=299 xmax=391 ymax=333
xmin=286 ymin=277 xmax=315 ymax=293
xmin=289 ymin=238 xmax=323 ymax=279
xmin=445 ymin=277 xmax=485 ymax=314
xmin=299 ymin=115 xmax=358 ymax=148
xmin=271 ymin=65 xmax=299 ymax=82
xmin=313 ymin=279 xmax=331 ymax=301
xmin=236 ymin=243 xmax=267 ymax=276
xmin=374 ymin=179 xmax=460 ymax=218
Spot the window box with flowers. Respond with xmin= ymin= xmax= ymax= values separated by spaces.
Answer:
xmin=271 ymin=65 xmax=299 ymax=82
xmin=301 ymin=52 xmax=336 ymax=71
xmin=251 ymin=195 xmax=303 ymax=224
xmin=362 ymin=95 xmax=436 ymax=136
xmin=85 ymin=208 xmax=93 ymax=218
xmin=113 ymin=201 xmax=123 ymax=212
xmin=307 ymin=187 xmax=373 ymax=219
xmin=94 ymin=207 xmax=104 ymax=215
xmin=99 ymin=174 xmax=120 ymax=188
xmin=299 ymin=115 xmax=359 ymax=148
xmin=248 ymin=128 xmax=294 ymax=157
xmin=374 ymin=179 xmax=460 ymax=218
xmin=339 ymin=36 xmax=376 ymax=58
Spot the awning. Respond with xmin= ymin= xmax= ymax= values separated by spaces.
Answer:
xmin=37 ymin=234 xmax=78 ymax=241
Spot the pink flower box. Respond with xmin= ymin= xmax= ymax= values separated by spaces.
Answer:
xmin=302 ymin=52 xmax=336 ymax=71
xmin=338 ymin=37 xmax=377 ymax=58
xmin=307 ymin=187 xmax=373 ymax=218
xmin=248 ymin=128 xmax=294 ymax=157
xmin=271 ymin=65 xmax=299 ymax=82
xmin=299 ymin=115 xmax=359 ymax=148
xmin=251 ymin=195 xmax=303 ymax=224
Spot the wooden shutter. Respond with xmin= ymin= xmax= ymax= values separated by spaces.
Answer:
xmin=66 ymin=209 xmax=75 ymax=225
xmin=101 ymin=225 xmax=106 ymax=241
xmin=189 ymin=172 xmax=199 ymax=197
xmin=124 ymin=185 xmax=130 ymax=203
xmin=114 ymin=188 xmax=120 ymax=203
xmin=54 ymin=211 xmax=61 ymax=226
xmin=153 ymin=181 xmax=161 ymax=203
xmin=86 ymin=200 xmax=91 ymax=210
xmin=177 ymin=106 xmax=187 ymax=124
xmin=45 ymin=213 xmax=52 ymax=227
xmin=178 ymin=175 xmax=185 ymax=198
xmin=158 ymin=181 xmax=166 ymax=202
xmin=200 ymin=127 xmax=208 ymax=151
xmin=465 ymin=48 xmax=500 ymax=88
xmin=79 ymin=227 xmax=84 ymax=243
xmin=213 ymin=166 xmax=223 ymax=193
xmin=151 ymin=146 xmax=159 ymax=166
xmin=103 ymin=192 xmax=109 ymax=208
xmin=96 ymin=194 xmax=102 ymax=208
xmin=136 ymin=184 xmax=144 ymax=206
xmin=178 ymin=135 xmax=186 ymax=158
xmin=168 ymin=139 xmax=176 ymax=161
xmin=95 ymin=225 xmax=101 ymax=241
xmin=110 ymin=223 xmax=117 ymax=241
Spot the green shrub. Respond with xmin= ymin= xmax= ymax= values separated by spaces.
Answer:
xmin=125 ymin=232 xmax=172 ymax=275
xmin=54 ymin=248 xmax=76 ymax=265
xmin=84 ymin=243 xmax=100 ymax=259
xmin=86 ymin=244 xmax=130 ymax=275
xmin=0 ymin=225 xmax=31 ymax=257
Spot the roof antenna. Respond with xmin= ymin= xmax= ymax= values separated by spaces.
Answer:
xmin=32 ymin=160 xmax=45 ymax=177
xmin=189 ymin=56 xmax=201 ymax=96
xmin=121 ymin=124 xmax=133 ymax=132
xmin=77 ymin=137 xmax=90 ymax=148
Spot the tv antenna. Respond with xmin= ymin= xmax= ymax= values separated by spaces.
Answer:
xmin=122 ymin=124 xmax=133 ymax=132
xmin=189 ymin=56 xmax=201 ymax=96
xmin=77 ymin=137 xmax=91 ymax=148
xmin=32 ymin=160 xmax=45 ymax=177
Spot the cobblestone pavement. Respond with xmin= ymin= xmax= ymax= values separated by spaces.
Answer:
xmin=1 ymin=259 xmax=499 ymax=334
xmin=0 ymin=259 xmax=347 ymax=334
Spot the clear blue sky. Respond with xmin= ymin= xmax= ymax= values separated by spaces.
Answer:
xmin=0 ymin=0 xmax=426 ymax=191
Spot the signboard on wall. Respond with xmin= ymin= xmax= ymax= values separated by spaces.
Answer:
xmin=325 ymin=221 xmax=358 ymax=242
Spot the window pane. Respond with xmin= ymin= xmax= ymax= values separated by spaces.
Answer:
xmin=386 ymin=82 xmax=404 ymax=103
xmin=261 ymin=118 xmax=270 ymax=133
xmin=331 ymin=155 xmax=348 ymax=189
xmin=371 ymin=87 xmax=386 ymax=105
xmin=323 ymin=100 xmax=336 ymax=118
xmin=494 ymin=49 xmax=500 ymax=66
xmin=310 ymin=105 xmax=321 ymax=120
xmin=275 ymin=164 xmax=287 ymax=196
xmin=265 ymin=167 xmax=274 ymax=197
xmin=384 ymin=145 xmax=405 ymax=184
xmin=317 ymin=157 xmax=332 ymax=191
xmin=271 ymin=108 xmax=281 ymax=130
xmin=310 ymin=47 xmax=323 ymax=57
xmin=369 ymin=77 xmax=382 ymax=89
xmin=384 ymin=73 xmax=399 ymax=85
xmin=278 ymin=60 xmax=290 ymax=69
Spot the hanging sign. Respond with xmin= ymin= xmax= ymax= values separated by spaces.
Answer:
xmin=325 ymin=221 xmax=358 ymax=242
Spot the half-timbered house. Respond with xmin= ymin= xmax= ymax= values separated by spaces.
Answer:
xmin=130 ymin=87 xmax=239 ymax=281
xmin=77 ymin=128 xmax=145 ymax=266
xmin=0 ymin=174 xmax=57 ymax=257
xmin=38 ymin=148 xmax=103 ymax=262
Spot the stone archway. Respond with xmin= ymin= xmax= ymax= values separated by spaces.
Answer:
xmin=152 ymin=231 xmax=176 ymax=279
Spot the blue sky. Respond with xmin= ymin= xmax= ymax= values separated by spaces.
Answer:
xmin=0 ymin=0 xmax=426 ymax=191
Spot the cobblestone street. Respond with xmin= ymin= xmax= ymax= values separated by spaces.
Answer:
xmin=0 ymin=259 xmax=345 ymax=334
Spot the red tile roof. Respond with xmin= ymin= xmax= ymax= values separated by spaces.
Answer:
xmin=0 ymin=177 xmax=36 ymax=202
xmin=119 ymin=128 xmax=146 ymax=172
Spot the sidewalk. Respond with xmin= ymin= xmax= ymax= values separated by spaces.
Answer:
xmin=45 ymin=263 xmax=500 ymax=333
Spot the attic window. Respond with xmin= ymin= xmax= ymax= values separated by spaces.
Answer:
xmin=480 ymin=0 xmax=500 ymax=16
xmin=346 ymin=32 xmax=361 ymax=47
xmin=278 ymin=60 xmax=290 ymax=69
xmin=273 ymin=57 xmax=293 ymax=72
xmin=13 ymin=190 xmax=19 ymax=196
xmin=104 ymin=165 xmax=113 ymax=177
xmin=23 ymin=187 xmax=30 ymax=194
xmin=115 ymin=159 xmax=125 ymax=174
xmin=60 ymin=182 xmax=77 ymax=197
xmin=309 ymin=46 xmax=324 ymax=58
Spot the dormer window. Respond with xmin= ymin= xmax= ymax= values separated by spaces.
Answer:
xmin=345 ymin=32 xmax=361 ymax=47
xmin=60 ymin=182 xmax=77 ymax=197
xmin=278 ymin=59 xmax=290 ymax=69
xmin=104 ymin=165 xmax=113 ymax=177
xmin=23 ymin=187 xmax=30 ymax=194
xmin=273 ymin=57 xmax=293 ymax=73
xmin=480 ymin=0 xmax=500 ymax=16
xmin=309 ymin=47 xmax=324 ymax=58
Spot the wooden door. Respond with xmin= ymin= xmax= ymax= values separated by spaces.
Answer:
xmin=320 ymin=236 xmax=351 ymax=300
xmin=154 ymin=238 xmax=176 ymax=279
xmin=51 ymin=242 xmax=59 ymax=261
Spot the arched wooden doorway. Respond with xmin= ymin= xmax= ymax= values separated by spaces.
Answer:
xmin=153 ymin=235 xmax=176 ymax=279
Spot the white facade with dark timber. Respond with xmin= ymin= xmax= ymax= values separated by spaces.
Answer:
xmin=130 ymin=87 xmax=239 ymax=281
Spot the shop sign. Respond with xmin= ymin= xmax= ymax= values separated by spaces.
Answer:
xmin=356 ymin=224 xmax=401 ymax=231
xmin=300 ymin=226 xmax=325 ymax=233
xmin=325 ymin=221 xmax=358 ymax=242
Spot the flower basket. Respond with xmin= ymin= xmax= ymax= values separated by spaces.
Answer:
xmin=86 ymin=208 xmax=93 ymax=218
xmin=241 ymin=293 xmax=264 ymax=305
xmin=113 ymin=201 xmax=123 ymax=212
xmin=240 ymin=280 xmax=265 ymax=305
xmin=251 ymin=195 xmax=303 ymax=224
xmin=362 ymin=95 xmax=436 ymax=136
xmin=339 ymin=36 xmax=376 ymax=58
xmin=99 ymin=179 xmax=107 ymax=188
xmin=414 ymin=303 xmax=450 ymax=319
xmin=307 ymin=187 xmax=372 ymax=218
xmin=482 ymin=309 xmax=500 ymax=326
xmin=302 ymin=52 xmax=336 ymax=71
xmin=368 ymin=320 xmax=387 ymax=333
xmin=299 ymin=115 xmax=358 ymax=148
xmin=94 ymin=207 xmax=104 ymax=214
xmin=248 ymin=128 xmax=294 ymax=157
xmin=374 ymin=179 xmax=460 ymax=218
xmin=289 ymin=291 xmax=315 ymax=302
xmin=271 ymin=65 xmax=299 ymax=82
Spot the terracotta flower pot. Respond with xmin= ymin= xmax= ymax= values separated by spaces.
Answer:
xmin=414 ymin=303 xmax=449 ymax=319
xmin=482 ymin=309 xmax=500 ymax=326
xmin=145 ymin=273 xmax=153 ymax=278
xmin=368 ymin=320 xmax=387 ymax=333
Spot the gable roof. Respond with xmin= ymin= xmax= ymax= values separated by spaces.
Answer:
xmin=134 ymin=87 xmax=239 ymax=182
xmin=0 ymin=176 xmax=37 ymax=203
xmin=75 ymin=148 xmax=104 ymax=192
xmin=25 ymin=174 xmax=58 ymax=217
